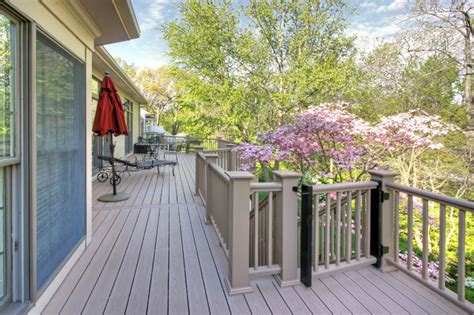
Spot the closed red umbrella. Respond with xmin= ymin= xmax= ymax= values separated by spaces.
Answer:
xmin=93 ymin=72 xmax=129 ymax=202
xmin=93 ymin=74 xmax=128 ymax=136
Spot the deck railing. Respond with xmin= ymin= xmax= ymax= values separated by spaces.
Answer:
xmin=202 ymin=144 xmax=255 ymax=172
xmin=248 ymin=182 xmax=282 ymax=277
xmin=309 ymin=182 xmax=378 ymax=278
xmin=141 ymin=135 xmax=238 ymax=152
xmin=195 ymin=152 xmax=301 ymax=294
xmin=195 ymin=152 xmax=474 ymax=312
xmin=382 ymin=181 xmax=474 ymax=310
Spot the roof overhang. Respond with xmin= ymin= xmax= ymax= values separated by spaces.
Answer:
xmin=93 ymin=47 xmax=147 ymax=104
xmin=65 ymin=0 xmax=141 ymax=46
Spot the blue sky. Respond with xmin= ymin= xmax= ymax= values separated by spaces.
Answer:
xmin=106 ymin=0 xmax=409 ymax=69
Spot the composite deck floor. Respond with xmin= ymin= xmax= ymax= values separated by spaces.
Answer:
xmin=44 ymin=153 xmax=467 ymax=315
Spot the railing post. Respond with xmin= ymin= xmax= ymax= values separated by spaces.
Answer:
xmin=194 ymin=147 xmax=204 ymax=195
xmin=273 ymin=171 xmax=302 ymax=287
xmin=300 ymin=184 xmax=313 ymax=287
xmin=225 ymin=144 xmax=237 ymax=171
xmin=217 ymin=136 xmax=225 ymax=149
xmin=204 ymin=154 xmax=219 ymax=224
xmin=225 ymin=171 xmax=255 ymax=295
xmin=368 ymin=169 xmax=398 ymax=271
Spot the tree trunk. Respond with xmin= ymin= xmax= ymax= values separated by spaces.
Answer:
xmin=462 ymin=6 xmax=474 ymax=185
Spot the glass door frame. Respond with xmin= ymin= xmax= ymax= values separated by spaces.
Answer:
xmin=0 ymin=3 xmax=30 ymax=311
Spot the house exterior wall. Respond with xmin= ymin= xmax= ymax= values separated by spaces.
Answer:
xmin=0 ymin=1 xmax=143 ymax=313
xmin=6 ymin=1 xmax=94 ymax=313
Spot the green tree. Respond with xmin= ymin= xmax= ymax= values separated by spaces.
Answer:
xmin=163 ymin=0 xmax=358 ymax=141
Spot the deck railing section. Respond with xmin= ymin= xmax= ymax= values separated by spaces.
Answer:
xmin=197 ymin=151 xmax=474 ymax=311
xmin=249 ymin=182 xmax=282 ymax=277
xmin=383 ymin=181 xmax=474 ymax=309
xmin=206 ymin=160 xmax=232 ymax=256
xmin=203 ymin=144 xmax=255 ymax=172
xmin=195 ymin=152 xmax=302 ymax=294
xmin=310 ymin=182 xmax=378 ymax=278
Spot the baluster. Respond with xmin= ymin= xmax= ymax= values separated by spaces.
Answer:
xmin=336 ymin=192 xmax=341 ymax=266
xmin=267 ymin=191 xmax=273 ymax=268
xmin=321 ymin=211 xmax=325 ymax=266
xmin=394 ymin=191 xmax=400 ymax=262
xmin=254 ymin=192 xmax=259 ymax=270
xmin=325 ymin=193 xmax=330 ymax=268
xmin=439 ymin=204 xmax=446 ymax=290
xmin=422 ymin=199 xmax=429 ymax=280
xmin=458 ymin=209 xmax=466 ymax=302
xmin=249 ymin=195 xmax=254 ymax=265
xmin=407 ymin=194 xmax=413 ymax=271
xmin=226 ymin=181 xmax=231 ymax=248
xmin=342 ymin=200 xmax=346 ymax=261
xmin=346 ymin=191 xmax=352 ymax=263
xmin=260 ymin=200 xmax=265 ymax=266
xmin=314 ymin=194 xmax=320 ymax=272
xmin=365 ymin=189 xmax=371 ymax=258
xmin=355 ymin=190 xmax=361 ymax=261
xmin=361 ymin=193 xmax=365 ymax=258
xmin=330 ymin=206 xmax=335 ymax=261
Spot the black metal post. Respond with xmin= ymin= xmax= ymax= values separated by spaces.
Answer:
xmin=300 ymin=184 xmax=313 ymax=287
xmin=109 ymin=132 xmax=117 ymax=195
xmin=370 ymin=181 xmax=388 ymax=267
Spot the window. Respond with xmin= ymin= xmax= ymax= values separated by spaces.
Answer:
xmin=36 ymin=32 xmax=85 ymax=289
xmin=0 ymin=13 xmax=17 ymax=162
xmin=124 ymin=100 xmax=133 ymax=154
xmin=91 ymin=77 xmax=100 ymax=99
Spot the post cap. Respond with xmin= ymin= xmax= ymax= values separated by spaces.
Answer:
xmin=368 ymin=169 xmax=399 ymax=178
xmin=273 ymin=171 xmax=303 ymax=179
xmin=225 ymin=171 xmax=255 ymax=180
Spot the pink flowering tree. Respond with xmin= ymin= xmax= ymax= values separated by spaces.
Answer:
xmin=234 ymin=102 xmax=457 ymax=184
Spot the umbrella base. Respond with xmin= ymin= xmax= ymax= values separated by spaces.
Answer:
xmin=97 ymin=192 xmax=129 ymax=203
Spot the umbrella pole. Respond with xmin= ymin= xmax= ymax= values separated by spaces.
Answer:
xmin=109 ymin=132 xmax=117 ymax=195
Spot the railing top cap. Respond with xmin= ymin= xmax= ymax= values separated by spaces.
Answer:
xmin=368 ymin=169 xmax=399 ymax=177
xmin=203 ymin=153 xmax=219 ymax=158
xmin=225 ymin=171 xmax=255 ymax=180
xmin=273 ymin=171 xmax=303 ymax=178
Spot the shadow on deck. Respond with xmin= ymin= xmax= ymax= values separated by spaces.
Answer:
xmin=43 ymin=153 xmax=468 ymax=314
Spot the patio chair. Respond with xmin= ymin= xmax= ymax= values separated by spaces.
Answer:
xmin=163 ymin=142 xmax=180 ymax=165
xmin=97 ymin=155 xmax=177 ymax=182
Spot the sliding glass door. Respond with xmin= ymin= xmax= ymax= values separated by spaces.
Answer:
xmin=0 ymin=10 xmax=18 ymax=308
xmin=36 ymin=32 xmax=85 ymax=290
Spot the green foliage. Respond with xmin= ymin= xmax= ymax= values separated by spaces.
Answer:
xmin=162 ymin=0 xmax=358 ymax=141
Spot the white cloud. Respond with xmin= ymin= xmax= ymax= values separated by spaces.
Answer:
xmin=347 ymin=22 xmax=402 ymax=52
xmin=139 ymin=0 xmax=170 ymax=32
xmin=360 ymin=1 xmax=377 ymax=9
xmin=376 ymin=0 xmax=408 ymax=13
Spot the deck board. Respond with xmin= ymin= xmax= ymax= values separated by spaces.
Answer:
xmin=126 ymin=207 xmax=159 ymax=315
xmin=104 ymin=208 xmax=151 ymax=314
xmin=81 ymin=208 xmax=141 ymax=314
xmin=147 ymin=206 xmax=169 ymax=315
xmin=44 ymin=153 xmax=469 ymax=315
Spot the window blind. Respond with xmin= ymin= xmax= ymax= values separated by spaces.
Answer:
xmin=36 ymin=32 xmax=85 ymax=289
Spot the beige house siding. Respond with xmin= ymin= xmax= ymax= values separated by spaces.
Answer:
xmin=0 ymin=1 xmax=144 ymax=313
